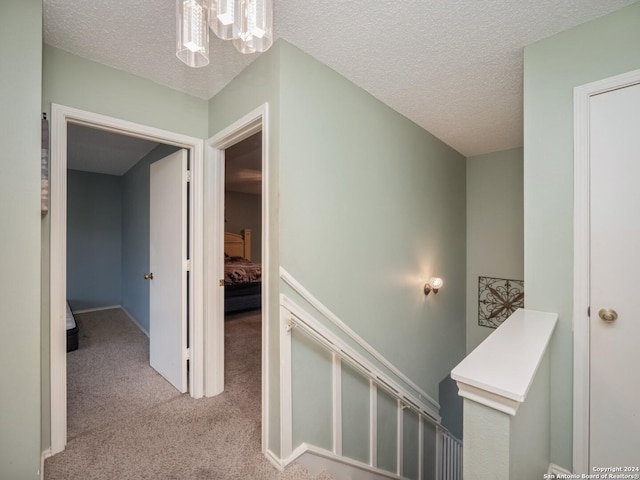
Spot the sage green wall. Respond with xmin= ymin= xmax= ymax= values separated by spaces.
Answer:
xmin=210 ymin=40 xmax=467 ymax=466
xmin=208 ymin=43 xmax=282 ymax=454
xmin=463 ymin=399 xmax=510 ymax=480
xmin=341 ymin=365 xmax=370 ymax=464
xmin=277 ymin=41 xmax=466 ymax=470
xmin=466 ymin=148 xmax=523 ymax=353
xmin=402 ymin=410 xmax=420 ymax=480
xmin=377 ymin=390 xmax=398 ymax=472
xmin=0 ymin=1 xmax=42 ymax=478
xmin=523 ymin=3 xmax=640 ymax=469
xmin=509 ymin=351 xmax=550 ymax=478
xmin=40 ymin=44 xmax=208 ymax=452
xmin=42 ymin=45 xmax=208 ymax=137
xmin=422 ymin=421 xmax=437 ymax=479
xmin=462 ymin=352 xmax=551 ymax=479
xmin=291 ymin=332 xmax=333 ymax=450
xmin=278 ymin=41 xmax=467 ymax=400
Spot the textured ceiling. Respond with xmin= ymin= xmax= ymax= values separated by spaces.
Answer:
xmin=44 ymin=0 xmax=637 ymax=157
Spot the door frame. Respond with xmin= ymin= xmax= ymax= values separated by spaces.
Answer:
xmin=572 ymin=68 xmax=640 ymax=473
xmin=204 ymin=104 xmax=270 ymax=453
xmin=49 ymin=104 xmax=205 ymax=454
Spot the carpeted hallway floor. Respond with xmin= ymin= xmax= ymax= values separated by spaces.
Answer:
xmin=44 ymin=308 xmax=331 ymax=480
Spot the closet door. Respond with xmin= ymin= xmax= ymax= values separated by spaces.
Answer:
xmin=589 ymin=81 xmax=640 ymax=467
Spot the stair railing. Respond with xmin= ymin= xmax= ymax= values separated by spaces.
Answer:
xmin=279 ymin=268 xmax=462 ymax=479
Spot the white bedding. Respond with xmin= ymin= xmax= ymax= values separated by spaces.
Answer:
xmin=66 ymin=302 xmax=76 ymax=331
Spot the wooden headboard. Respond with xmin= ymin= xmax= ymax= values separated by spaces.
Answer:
xmin=224 ymin=229 xmax=252 ymax=260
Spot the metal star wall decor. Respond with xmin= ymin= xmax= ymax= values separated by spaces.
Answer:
xmin=478 ymin=276 xmax=524 ymax=329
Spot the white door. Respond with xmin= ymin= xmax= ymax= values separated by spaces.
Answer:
xmin=589 ymin=82 xmax=640 ymax=466
xmin=149 ymin=149 xmax=188 ymax=393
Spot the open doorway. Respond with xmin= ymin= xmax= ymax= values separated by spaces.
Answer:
xmin=65 ymin=124 xmax=173 ymax=329
xmin=205 ymin=104 xmax=270 ymax=456
xmin=49 ymin=104 xmax=205 ymax=454
xmin=223 ymin=132 xmax=263 ymax=317
xmin=64 ymin=124 xmax=186 ymax=438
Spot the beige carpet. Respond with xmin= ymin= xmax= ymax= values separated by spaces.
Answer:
xmin=45 ymin=308 xmax=332 ymax=480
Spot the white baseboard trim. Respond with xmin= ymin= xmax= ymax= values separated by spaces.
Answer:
xmin=40 ymin=448 xmax=52 ymax=480
xmin=72 ymin=305 xmax=149 ymax=337
xmin=283 ymin=443 xmax=404 ymax=480
xmin=548 ymin=463 xmax=573 ymax=476
xmin=120 ymin=306 xmax=149 ymax=337
xmin=264 ymin=448 xmax=285 ymax=471
xmin=72 ymin=305 xmax=121 ymax=314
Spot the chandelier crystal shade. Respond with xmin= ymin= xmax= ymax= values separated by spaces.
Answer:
xmin=176 ymin=0 xmax=210 ymax=68
xmin=176 ymin=0 xmax=273 ymax=67
xmin=209 ymin=0 xmax=237 ymax=40
xmin=233 ymin=0 xmax=273 ymax=54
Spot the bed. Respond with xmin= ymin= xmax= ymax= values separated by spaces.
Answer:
xmin=224 ymin=229 xmax=262 ymax=314
xmin=66 ymin=301 xmax=79 ymax=352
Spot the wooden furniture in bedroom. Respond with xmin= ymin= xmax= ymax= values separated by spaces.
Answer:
xmin=224 ymin=229 xmax=252 ymax=260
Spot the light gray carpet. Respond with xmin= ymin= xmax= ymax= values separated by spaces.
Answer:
xmin=45 ymin=308 xmax=332 ymax=480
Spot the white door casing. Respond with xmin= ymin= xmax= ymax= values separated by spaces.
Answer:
xmin=573 ymin=69 xmax=640 ymax=473
xmin=205 ymin=105 xmax=267 ymax=398
xmin=149 ymin=149 xmax=189 ymax=392
xmin=588 ymin=82 xmax=640 ymax=467
xmin=205 ymin=104 xmax=272 ymax=461
xmin=49 ymin=104 xmax=204 ymax=454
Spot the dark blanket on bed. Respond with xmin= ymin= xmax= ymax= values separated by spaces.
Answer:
xmin=224 ymin=278 xmax=261 ymax=314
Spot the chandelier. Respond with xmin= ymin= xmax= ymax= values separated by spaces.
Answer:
xmin=176 ymin=0 xmax=273 ymax=68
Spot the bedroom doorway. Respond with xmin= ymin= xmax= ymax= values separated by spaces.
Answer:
xmin=224 ymin=132 xmax=263 ymax=316
xmin=49 ymin=104 xmax=205 ymax=454
xmin=205 ymin=104 xmax=269 ymax=453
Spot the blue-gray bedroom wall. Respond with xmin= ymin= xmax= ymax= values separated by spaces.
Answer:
xmin=67 ymin=170 xmax=123 ymax=311
xmin=121 ymin=144 xmax=181 ymax=333
xmin=438 ymin=374 xmax=463 ymax=440
xmin=225 ymin=191 xmax=262 ymax=262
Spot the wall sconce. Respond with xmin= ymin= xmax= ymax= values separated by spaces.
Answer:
xmin=424 ymin=277 xmax=443 ymax=296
